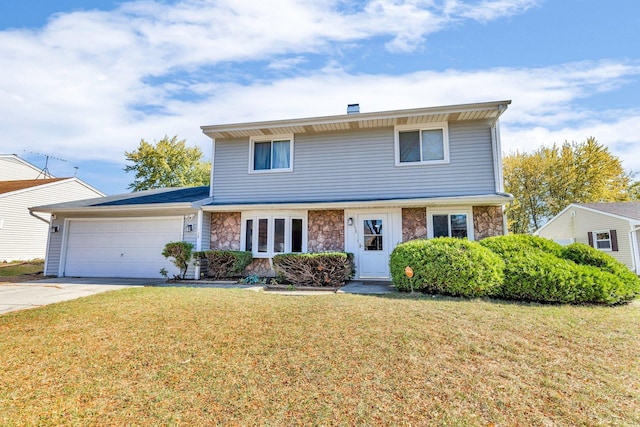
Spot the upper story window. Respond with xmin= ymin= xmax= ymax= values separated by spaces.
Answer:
xmin=395 ymin=123 xmax=449 ymax=166
xmin=250 ymin=135 xmax=293 ymax=173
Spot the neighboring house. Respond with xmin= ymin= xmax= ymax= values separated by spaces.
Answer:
xmin=0 ymin=154 xmax=49 ymax=180
xmin=33 ymin=100 xmax=513 ymax=279
xmin=0 ymin=156 xmax=105 ymax=262
xmin=535 ymin=202 xmax=640 ymax=273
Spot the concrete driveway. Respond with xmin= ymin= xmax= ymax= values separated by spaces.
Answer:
xmin=0 ymin=277 xmax=163 ymax=315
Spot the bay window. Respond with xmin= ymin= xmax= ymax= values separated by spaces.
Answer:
xmin=241 ymin=212 xmax=307 ymax=257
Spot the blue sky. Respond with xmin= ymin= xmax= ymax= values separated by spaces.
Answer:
xmin=1 ymin=0 xmax=639 ymax=195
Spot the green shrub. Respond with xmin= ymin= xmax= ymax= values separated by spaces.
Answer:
xmin=272 ymin=252 xmax=355 ymax=287
xmin=196 ymin=250 xmax=253 ymax=279
xmin=481 ymin=236 xmax=639 ymax=304
xmin=162 ymin=241 xmax=194 ymax=279
xmin=480 ymin=234 xmax=564 ymax=257
xmin=390 ymin=238 xmax=504 ymax=298
xmin=562 ymin=243 xmax=640 ymax=301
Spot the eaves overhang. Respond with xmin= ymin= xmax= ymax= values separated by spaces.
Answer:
xmin=201 ymin=100 xmax=511 ymax=140
xmin=29 ymin=202 xmax=199 ymax=215
xmin=202 ymin=193 xmax=514 ymax=212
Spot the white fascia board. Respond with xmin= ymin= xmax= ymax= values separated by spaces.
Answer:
xmin=202 ymin=194 xmax=514 ymax=212
xmin=201 ymin=100 xmax=512 ymax=136
xmin=29 ymin=202 xmax=197 ymax=214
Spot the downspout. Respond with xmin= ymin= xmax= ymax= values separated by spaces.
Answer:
xmin=29 ymin=209 xmax=53 ymax=274
xmin=195 ymin=209 xmax=204 ymax=279
xmin=630 ymin=225 xmax=640 ymax=274
xmin=209 ymin=138 xmax=216 ymax=199
xmin=491 ymin=106 xmax=509 ymax=235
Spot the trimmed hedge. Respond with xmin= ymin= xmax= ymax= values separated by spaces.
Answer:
xmin=562 ymin=243 xmax=640 ymax=300
xmin=162 ymin=241 xmax=194 ymax=279
xmin=480 ymin=235 xmax=639 ymax=304
xmin=196 ymin=250 xmax=253 ymax=279
xmin=390 ymin=238 xmax=504 ymax=298
xmin=272 ymin=252 xmax=355 ymax=287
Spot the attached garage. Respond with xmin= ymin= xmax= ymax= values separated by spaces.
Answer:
xmin=62 ymin=217 xmax=183 ymax=278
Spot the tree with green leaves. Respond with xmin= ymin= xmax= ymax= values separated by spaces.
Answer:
xmin=504 ymin=137 xmax=632 ymax=234
xmin=124 ymin=135 xmax=211 ymax=191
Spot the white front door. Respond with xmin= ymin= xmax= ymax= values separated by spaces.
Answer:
xmin=357 ymin=214 xmax=390 ymax=279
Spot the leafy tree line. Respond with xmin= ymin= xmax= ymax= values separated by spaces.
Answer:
xmin=503 ymin=137 xmax=638 ymax=234
xmin=124 ymin=135 xmax=211 ymax=191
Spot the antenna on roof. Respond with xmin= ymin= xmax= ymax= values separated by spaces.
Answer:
xmin=24 ymin=150 xmax=68 ymax=179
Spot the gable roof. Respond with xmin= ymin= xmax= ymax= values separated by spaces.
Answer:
xmin=31 ymin=186 xmax=211 ymax=213
xmin=574 ymin=202 xmax=640 ymax=222
xmin=535 ymin=202 xmax=640 ymax=235
xmin=0 ymin=178 xmax=67 ymax=195
xmin=201 ymin=100 xmax=511 ymax=139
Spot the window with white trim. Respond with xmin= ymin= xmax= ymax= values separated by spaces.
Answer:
xmin=249 ymin=135 xmax=293 ymax=173
xmin=395 ymin=123 xmax=449 ymax=165
xmin=593 ymin=230 xmax=612 ymax=250
xmin=427 ymin=208 xmax=474 ymax=240
xmin=241 ymin=212 xmax=306 ymax=257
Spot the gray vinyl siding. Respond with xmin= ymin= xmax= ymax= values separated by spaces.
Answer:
xmin=201 ymin=212 xmax=212 ymax=250
xmin=212 ymin=120 xmax=496 ymax=203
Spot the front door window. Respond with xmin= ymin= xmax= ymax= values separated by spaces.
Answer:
xmin=363 ymin=219 xmax=383 ymax=251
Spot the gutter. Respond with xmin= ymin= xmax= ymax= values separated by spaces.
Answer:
xmin=29 ymin=209 xmax=51 ymax=225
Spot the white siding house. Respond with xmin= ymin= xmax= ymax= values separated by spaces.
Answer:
xmin=0 ymin=178 xmax=105 ymax=262
xmin=535 ymin=202 xmax=640 ymax=273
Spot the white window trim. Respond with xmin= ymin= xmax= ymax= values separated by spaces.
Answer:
xmin=426 ymin=207 xmax=474 ymax=240
xmin=593 ymin=229 xmax=612 ymax=251
xmin=248 ymin=134 xmax=294 ymax=174
xmin=394 ymin=122 xmax=450 ymax=166
xmin=240 ymin=210 xmax=307 ymax=258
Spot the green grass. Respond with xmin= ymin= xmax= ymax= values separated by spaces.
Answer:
xmin=1 ymin=288 xmax=639 ymax=426
xmin=0 ymin=260 xmax=44 ymax=277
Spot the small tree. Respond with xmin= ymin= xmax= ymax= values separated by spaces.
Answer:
xmin=162 ymin=241 xmax=194 ymax=279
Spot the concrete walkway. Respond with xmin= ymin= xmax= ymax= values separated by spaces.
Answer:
xmin=0 ymin=278 xmax=160 ymax=314
xmin=1 ymin=278 xmax=397 ymax=315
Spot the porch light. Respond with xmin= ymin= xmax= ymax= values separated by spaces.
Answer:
xmin=347 ymin=217 xmax=353 ymax=226
xmin=185 ymin=224 xmax=194 ymax=232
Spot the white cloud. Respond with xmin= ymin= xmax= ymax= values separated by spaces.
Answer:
xmin=1 ymin=0 xmax=639 ymax=191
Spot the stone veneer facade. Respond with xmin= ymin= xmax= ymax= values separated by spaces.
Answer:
xmin=307 ymin=210 xmax=344 ymax=252
xmin=402 ymin=208 xmax=427 ymax=242
xmin=473 ymin=206 xmax=504 ymax=240
xmin=209 ymin=212 xmax=242 ymax=250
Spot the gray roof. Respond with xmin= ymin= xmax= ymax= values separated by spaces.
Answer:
xmin=576 ymin=202 xmax=640 ymax=221
xmin=32 ymin=186 xmax=210 ymax=211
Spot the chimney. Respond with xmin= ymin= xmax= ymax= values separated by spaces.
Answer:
xmin=347 ymin=103 xmax=360 ymax=114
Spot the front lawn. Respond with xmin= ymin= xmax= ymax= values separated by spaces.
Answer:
xmin=0 ymin=260 xmax=44 ymax=282
xmin=1 ymin=288 xmax=639 ymax=425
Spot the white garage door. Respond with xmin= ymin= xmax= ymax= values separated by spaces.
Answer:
xmin=63 ymin=218 xmax=183 ymax=278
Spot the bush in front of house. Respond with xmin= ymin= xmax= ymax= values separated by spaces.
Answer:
xmin=162 ymin=241 xmax=194 ymax=279
xmin=196 ymin=250 xmax=253 ymax=280
xmin=480 ymin=235 xmax=639 ymax=304
xmin=272 ymin=252 xmax=355 ymax=287
xmin=390 ymin=238 xmax=504 ymax=298
xmin=562 ymin=243 xmax=640 ymax=301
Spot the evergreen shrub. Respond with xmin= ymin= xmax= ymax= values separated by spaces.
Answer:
xmin=390 ymin=238 xmax=504 ymax=297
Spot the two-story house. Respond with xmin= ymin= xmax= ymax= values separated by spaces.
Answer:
xmin=33 ymin=100 xmax=513 ymax=279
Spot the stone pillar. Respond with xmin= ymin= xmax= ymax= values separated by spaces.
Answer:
xmin=473 ymin=206 xmax=504 ymax=240
xmin=307 ymin=210 xmax=344 ymax=252
xmin=402 ymin=208 xmax=427 ymax=242
xmin=210 ymin=212 xmax=241 ymax=250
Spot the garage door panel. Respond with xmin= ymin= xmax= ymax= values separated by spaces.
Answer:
xmin=64 ymin=218 xmax=183 ymax=278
